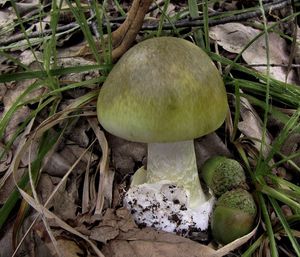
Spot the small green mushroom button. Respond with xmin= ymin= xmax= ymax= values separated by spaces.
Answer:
xmin=201 ymin=156 xmax=257 ymax=244
xmin=201 ymin=156 xmax=247 ymax=197
xmin=211 ymin=189 xmax=257 ymax=245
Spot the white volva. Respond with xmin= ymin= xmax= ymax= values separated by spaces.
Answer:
xmin=124 ymin=141 xmax=215 ymax=234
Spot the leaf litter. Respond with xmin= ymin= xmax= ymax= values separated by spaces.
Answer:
xmin=210 ymin=22 xmax=297 ymax=83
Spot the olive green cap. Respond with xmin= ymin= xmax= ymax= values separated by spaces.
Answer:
xmin=97 ymin=37 xmax=228 ymax=143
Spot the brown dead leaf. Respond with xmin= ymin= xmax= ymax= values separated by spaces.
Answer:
xmin=0 ymin=82 xmax=7 ymax=100
xmin=91 ymin=226 xmax=120 ymax=244
xmin=4 ymin=106 xmax=31 ymax=143
xmin=88 ymin=117 xmax=114 ymax=214
xmin=50 ymin=238 xmax=85 ymax=257
xmin=18 ymin=217 xmax=85 ymax=257
xmin=0 ymin=168 xmax=25 ymax=204
xmin=15 ymin=0 xmax=40 ymax=16
xmin=0 ymin=143 xmax=12 ymax=173
xmin=0 ymin=9 xmax=15 ymax=39
xmin=90 ymin=208 xmax=137 ymax=244
xmin=19 ymin=50 xmax=43 ymax=66
xmin=67 ymin=120 xmax=90 ymax=148
xmin=16 ymin=187 xmax=105 ymax=257
xmin=43 ymin=142 xmax=97 ymax=177
xmin=210 ymin=22 xmax=296 ymax=83
xmin=103 ymin=225 xmax=258 ymax=257
xmin=52 ymin=178 xmax=79 ymax=221
xmin=280 ymin=132 xmax=300 ymax=171
xmin=195 ymin=132 xmax=232 ymax=169
xmin=294 ymin=26 xmax=300 ymax=80
xmin=3 ymin=79 xmax=45 ymax=143
xmin=65 ymin=143 xmax=98 ymax=165
xmin=103 ymin=239 xmax=217 ymax=257
xmin=37 ymin=173 xmax=56 ymax=206
xmin=96 ymin=208 xmax=258 ymax=257
xmin=56 ymin=56 xmax=98 ymax=90
xmin=108 ymin=134 xmax=147 ymax=176
xmin=210 ymin=23 xmax=258 ymax=54
xmin=238 ymin=97 xmax=272 ymax=157
xmin=0 ymin=221 xmax=14 ymax=257
xmin=43 ymin=151 xmax=74 ymax=177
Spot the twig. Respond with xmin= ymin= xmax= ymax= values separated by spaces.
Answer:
xmin=245 ymin=63 xmax=300 ymax=67
xmin=87 ymin=0 xmax=100 ymax=38
xmin=142 ymin=0 xmax=292 ymax=30
xmin=0 ymin=0 xmax=294 ymax=47
xmin=111 ymin=0 xmax=153 ymax=60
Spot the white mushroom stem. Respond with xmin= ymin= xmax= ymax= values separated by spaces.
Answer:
xmin=147 ymin=140 xmax=206 ymax=208
xmin=125 ymin=140 xmax=214 ymax=234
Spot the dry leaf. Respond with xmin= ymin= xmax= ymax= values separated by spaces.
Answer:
xmin=104 ymin=227 xmax=258 ymax=257
xmin=37 ymin=173 xmax=56 ymax=206
xmin=88 ymin=117 xmax=114 ymax=214
xmin=108 ymin=135 xmax=147 ymax=176
xmin=43 ymin=143 xmax=97 ymax=177
xmin=3 ymin=79 xmax=45 ymax=143
xmin=0 ymin=81 xmax=7 ymax=99
xmin=91 ymin=226 xmax=120 ymax=244
xmin=210 ymin=22 xmax=258 ymax=53
xmin=19 ymin=50 xmax=43 ymax=66
xmin=15 ymin=0 xmax=40 ymax=16
xmin=0 ymin=221 xmax=14 ymax=257
xmin=195 ymin=132 xmax=232 ymax=169
xmin=90 ymin=208 xmax=138 ymax=244
xmin=280 ymin=132 xmax=300 ymax=171
xmin=210 ymin=22 xmax=296 ymax=83
xmin=4 ymin=106 xmax=31 ymax=143
xmin=103 ymin=224 xmax=258 ymax=257
xmin=238 ymin=96 xmax=272 ymax=157
xmin=0 ymin=10 xmax=15 ymax=38
xmin=49 ymin=238 xmax=85 ymax=257
xmin=294 ymin=26 xmax=300 ymax=80
xmin=0 ymin=143 xmax=12 ymax=173
xmin=19 ymin=217 xmax=85 ymax=257
xmin=67 ymin=121 xmax=90 ymax=148
xmin=15 ymin=185 xmax=105 ymax=257
xmin=0 ymin=168 xmax=26 ymax=204
xmin=52 ymin=178 xmax=79 ymax=221
xmin=96 ymin=208 xmax=258 ymax=257
xmin=103 ymin=239 xmax=217 ymax=257
xmin=57 ymin=57 xmax=98 ymax=88
xmin=43 ymin=151 xmax=74 ymax=177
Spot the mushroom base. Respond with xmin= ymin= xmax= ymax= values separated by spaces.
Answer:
xmin=124 ymin=181 xmax=215 ymax=235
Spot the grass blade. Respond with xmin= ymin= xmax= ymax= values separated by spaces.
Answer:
xmin=270 ymin=198 xmax=300 ymax=256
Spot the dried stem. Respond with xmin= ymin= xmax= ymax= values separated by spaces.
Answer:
xmin=111 ymin=0 xmax=153 ymax=60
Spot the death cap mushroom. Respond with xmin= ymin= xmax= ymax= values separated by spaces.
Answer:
xmin=97 ymin=37 xmax=228 ymax=143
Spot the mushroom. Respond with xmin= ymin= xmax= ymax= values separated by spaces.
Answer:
xmin=201 ymin=156 xmax=248 ymax=197
xmin=97 ymin=37 xmax=228 ymax=234
xmin=211 ymin=189 xmax=257 ymax=244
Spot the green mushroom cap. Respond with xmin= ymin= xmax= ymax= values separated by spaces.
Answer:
xmin=216 ymin=188 xmax=257 ymax=215
xmin=211 ymin=189 xmax=257 ymax=245
xmin=97 ymin=37 xmax=228 ymax=143
xmin=201 ymin=156 xmax=247 ymax=196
